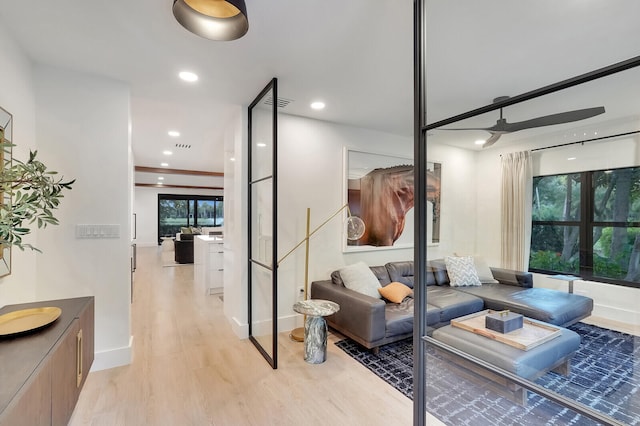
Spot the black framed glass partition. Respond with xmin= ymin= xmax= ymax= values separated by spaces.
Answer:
xmin=248 ymin=78 xmax=278 ymax=369
xmin=415 ymin=0 xmax=640 ymax=424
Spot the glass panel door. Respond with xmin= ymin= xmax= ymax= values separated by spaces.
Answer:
xmin=196 ymin=199 xmax=224 ymax=227
xmin=158 ymin=198 xmax=193 ymax=242
xmin=248 ymin=78 xmax=278 ymax=368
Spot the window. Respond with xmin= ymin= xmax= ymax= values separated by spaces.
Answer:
xmin=157 ymin=194 xmax=223 ymax=243
xmin=530 ymin=166 xmax=640 ymax=287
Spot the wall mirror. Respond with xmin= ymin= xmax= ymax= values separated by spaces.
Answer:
xmin=0 ymin=106 xmax=12 ymax=278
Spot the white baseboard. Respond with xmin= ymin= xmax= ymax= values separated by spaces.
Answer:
xmin=230 ymin=316 xmax=247 ymax=339
xmin=135 ymin=242 xmax=159 ymax=247
xmin=593 ymin=303 xmax=640 ymax=327
xmin=229 ymin=314 xmax=301 ymax=339
xmin=90 ymin=335 xmax=134 ymax=371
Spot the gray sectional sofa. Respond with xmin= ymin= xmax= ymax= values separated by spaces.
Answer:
xmin=310 ymin=260 xmax=594 ymax=352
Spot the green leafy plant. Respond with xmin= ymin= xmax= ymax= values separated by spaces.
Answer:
xmin=0 ymin=145 xmax=74 ymax=251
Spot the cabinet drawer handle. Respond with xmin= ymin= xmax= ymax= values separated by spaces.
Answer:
xmin=76 ymin=329 xmax=83 ymax=388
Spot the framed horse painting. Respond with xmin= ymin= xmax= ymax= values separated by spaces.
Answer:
xmin=343 ymin=149 xmax=442 ymax=252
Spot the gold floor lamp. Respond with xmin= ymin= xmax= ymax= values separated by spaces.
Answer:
xmin=277 ymin=204 xmax=365 ymax=342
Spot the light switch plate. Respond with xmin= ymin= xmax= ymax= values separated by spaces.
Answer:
xmin=76 ymin=224 xmax=120 ymax=239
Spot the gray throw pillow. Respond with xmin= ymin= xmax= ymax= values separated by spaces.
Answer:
xmin=339 ymin=262 xmax=382 ymax=299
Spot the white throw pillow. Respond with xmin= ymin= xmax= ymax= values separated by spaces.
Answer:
xmin=339 ymin=262 xmax=382 ymax=299
xmin=445 ymin=256 xmax=482 ymax=287
xmin=472 ymin=255 xmax=499 ymax=284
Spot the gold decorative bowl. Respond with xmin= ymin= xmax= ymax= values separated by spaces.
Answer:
xmin=0 ymin=307 xmax=62 ymax=337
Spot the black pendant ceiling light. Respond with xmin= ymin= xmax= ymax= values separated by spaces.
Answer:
xmin=173 ymin=0 xmax=248 ymax=41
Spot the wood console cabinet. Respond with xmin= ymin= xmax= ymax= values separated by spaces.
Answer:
xmin=0 ymin=297 xmax=94 ymax=426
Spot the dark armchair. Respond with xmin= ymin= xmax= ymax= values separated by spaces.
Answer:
xmin=174 ymin=233 xmax=194 ymax=264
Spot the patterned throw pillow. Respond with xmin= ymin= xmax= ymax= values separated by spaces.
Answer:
xmin=444 ymin=256 xmax=482 ymax=287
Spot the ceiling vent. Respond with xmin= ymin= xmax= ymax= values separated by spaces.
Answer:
xmin=264 ymin=96 xmax=293 ymax=108
xmin=175 ymin=143 xmax=192 ymax=149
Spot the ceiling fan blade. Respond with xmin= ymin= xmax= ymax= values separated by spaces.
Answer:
xmin=498 ymin=106 xmax=605 ymax=133
xmin=439 ymin=126 xmax=493 ymax=131
xmin=481 ymin=133 xmax=502 ymax=148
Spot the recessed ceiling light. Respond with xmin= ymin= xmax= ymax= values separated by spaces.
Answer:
xmin=161 ymin=162 xmax=169 ymax=167
xmin=257 ymin=142 xmax=267 ymax=147
xmin=568 ymin=157 xmax=577 ymax=161
xmin=163 ymin=150 xmax=173 ymax=156
xmin=179 ymin=71 xmax=198 ymax=82
xmin=474 ymin=139 xmax=486 ymax=145
xmin=168 ymin=130 xmax=180 ymax=137
xmin=230 ymin=157 xmax=236 ymax=162
xmin=310 ymin=101 xmax=325 ymax=110
xmin=158 ymin=176 xmax=164 ymax=180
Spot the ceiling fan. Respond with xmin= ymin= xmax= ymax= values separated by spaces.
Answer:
xmin=444 ymin=96 xmax=606 ymax=148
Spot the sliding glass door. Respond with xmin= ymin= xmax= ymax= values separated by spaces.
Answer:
xmin=157 ymin=194 xmax=223 ymax=243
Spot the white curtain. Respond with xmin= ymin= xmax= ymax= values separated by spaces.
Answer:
xmin=501 ymin=151 xmax=533 ymax=270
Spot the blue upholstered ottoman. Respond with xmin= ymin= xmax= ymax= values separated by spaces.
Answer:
xmin=432 ymin=322 xmax=581 ymax=405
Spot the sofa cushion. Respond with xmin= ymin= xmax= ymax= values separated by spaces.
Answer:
xmin=490 ymin=267 xmax=534 ymax=288
xmin=426 ymin=286 xmax=485 ymax=322
xmin=455 ymin=284 xmax=594 ymax=326
xmin=384 ymin=298 xmax=414 ymax=337
xmin=425 ymin=304 xmax=442 ymax=326
xmin=428 ymin=259 xmax=450 ymax=285
xmin=338 ymin=262 xmax=382 ymax=299
xmin=378 ymin=282 xmax=413 ymax=303
xmin=385 ymin=261 xmax=414 ymax=288
xmin=444 ymin=256 xmax=482 ymax=287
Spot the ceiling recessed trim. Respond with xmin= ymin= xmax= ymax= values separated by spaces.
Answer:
xmin=135 ymin=166 xmax=223 ymax=177
xmin=135 ymin=183 xmax=224 ymax=190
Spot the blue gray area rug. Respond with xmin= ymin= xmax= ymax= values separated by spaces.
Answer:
xmin=335 ymin=323 xmax=640 ymax=425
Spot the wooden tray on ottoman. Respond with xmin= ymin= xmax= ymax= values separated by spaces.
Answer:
xmin=451 ymin=309 xmax=561 ymax=351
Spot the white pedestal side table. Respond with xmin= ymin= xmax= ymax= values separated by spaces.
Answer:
xmin=293 ymin=299 xmax=340 ymax=364
xmin=161 ymin=236 xmax=175 ymax=252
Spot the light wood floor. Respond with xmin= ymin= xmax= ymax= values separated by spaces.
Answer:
xmin=68 ymin=246 xmax=423 ymax=426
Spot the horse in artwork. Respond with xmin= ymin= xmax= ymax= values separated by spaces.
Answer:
xmin=349 ymin=165 xmax=441 ymax=247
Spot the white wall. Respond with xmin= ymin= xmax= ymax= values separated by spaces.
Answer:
xmin=223 ymin=106 xmax=247 ymax=337
xmin=134 ymin=186 xmax=222 ymax=246
xmin=0 ymin=28 xmax=132 ymax=371
xmin=33 ymin=64 xmax=133 ymax=370
xmin=0 ymin=24 xmax=40 ymax=305
xmin=224 ymin=111 xmax=420 ymax=336
xmin=425 ymin=143 xmax=478 ymax=260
